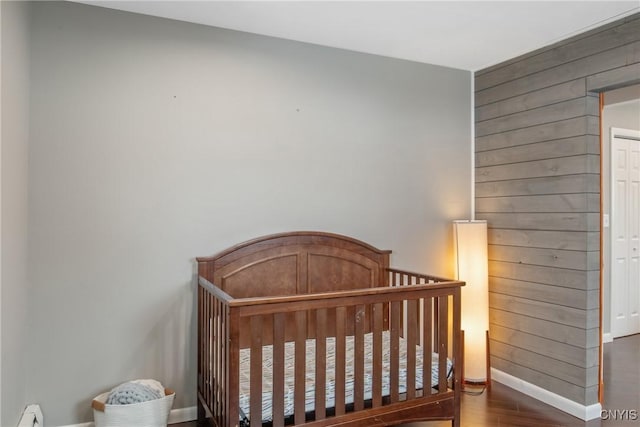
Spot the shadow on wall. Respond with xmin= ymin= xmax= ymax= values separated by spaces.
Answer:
xmin=73 ymin=279 xmax=197 ymax=422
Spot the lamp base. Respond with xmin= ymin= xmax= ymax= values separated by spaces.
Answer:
xmin=460 ymin=330 xmax=491 ymax=391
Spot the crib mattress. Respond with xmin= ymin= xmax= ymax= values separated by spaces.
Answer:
xmin=238 ymin=330 xmax=452 ymax=422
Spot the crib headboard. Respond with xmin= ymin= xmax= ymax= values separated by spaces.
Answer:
xmin=196 ymin=231 xmax=391 ymax=299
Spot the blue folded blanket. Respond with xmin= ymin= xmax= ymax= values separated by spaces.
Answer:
xmin=106 ymin=382 xmax=162 ymax=405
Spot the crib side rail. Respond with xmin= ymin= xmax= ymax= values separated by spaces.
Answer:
xmin=388 ymin=268 xmax=461 ymax=350
xmin=199 ymin=277 xmax=239 ymax=427
xmin=229 ymin=279 xmax=462 ymax=427
xmin=387 ymin=268 xmax=453 ymax=286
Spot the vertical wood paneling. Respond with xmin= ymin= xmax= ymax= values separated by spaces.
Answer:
xmin=475 ymin=12 xmax=639 ymax=406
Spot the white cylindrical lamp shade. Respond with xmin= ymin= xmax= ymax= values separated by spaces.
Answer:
xmin=453 ymin=220 xmax=489 ymax=382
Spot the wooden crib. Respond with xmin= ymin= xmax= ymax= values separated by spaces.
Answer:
xmin=197 ymin=231 xmax=463 ymax=427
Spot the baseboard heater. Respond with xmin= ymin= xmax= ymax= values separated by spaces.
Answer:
xmin=18 ymin=404 xmax=43 ymax=427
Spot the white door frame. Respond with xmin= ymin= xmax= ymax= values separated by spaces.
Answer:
xmin=610 ymin=127 xmax=640 ymax=338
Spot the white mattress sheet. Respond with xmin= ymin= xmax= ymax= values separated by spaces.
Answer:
xmin=238 ymin=330 xmax=451 ymax=422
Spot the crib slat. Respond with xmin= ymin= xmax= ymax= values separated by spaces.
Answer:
xmin=294 ymin=310 xmax=307 ymax=425
xmin=250 ymin=316 xmax=263 ymax=427
xmin=207 ymin=293 xmax=212 ymax=412
xmin=213 ymin=298 xmax=219 ymax=421
xmin=372 ymin=303 xmax=383 ymax=408
xmin=433 ymin=298 xmax=440 ymax=350
xmin=453 ymin=288 xmax=462 ymax=424
xmin=215 ymin=296 xmax=222 ymax=417
xmin=222 ymin=304 xmax=228 ymax=426
xmin=219 ymin=299 xmax=224 ymax=422
xmin=198 ymin=287 xmax=203 ymax=394
xmin=228 ymin=310 xmax=241 ymax=427
xmin=202 ymin=292 xmax=207 ymax=408
xmin=218 ymin=301 xmax=227 ymax=422
xmin=407 ymin=299 xmax=417 ymax=400
xmin=200 ymin=287 xmax=204 ymax=392
xmin=273 ymin=313 xmax=285 ymax=427
xmin=423 ymin=297 xmax=433 ymax=392
xmin=354 ymin=304 xmax=365 ymax=411
xmin=203 ymin=288 xmax=207 ymax=400
xmin=215 ymin=299 xmax=219 ymax=417
xmin=390 ymin=301 xmax=401 ymax=403
xmin=335 ymin=306 xmax=346 ymax=416
xmin=438 ymin=296 xmax=449 ymax=393
xmin=315 ymin=309 xmax=327 ymax=420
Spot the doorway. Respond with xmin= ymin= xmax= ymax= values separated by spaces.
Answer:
xmin=601 ymin=86 xmax=640 ymax=341
xmin=609 ymin=128 xmax=640 ymax=338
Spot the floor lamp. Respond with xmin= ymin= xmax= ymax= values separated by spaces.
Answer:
xmin=453 ymin=220 xmax=490 ymax=388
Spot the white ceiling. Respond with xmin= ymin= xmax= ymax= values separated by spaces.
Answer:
xmin=74 ymin=1 xmax=640 ymax=71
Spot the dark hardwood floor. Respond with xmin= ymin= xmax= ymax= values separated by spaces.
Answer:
xmin=175 ymin=334 xmax=639 ymax=427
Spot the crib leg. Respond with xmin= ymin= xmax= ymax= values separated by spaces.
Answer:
xmin=197 ymin=399 xmax=207 ymax=427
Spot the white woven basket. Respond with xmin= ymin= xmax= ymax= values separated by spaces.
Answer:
xmin=92 ymin=388 xmax=175 ymax=427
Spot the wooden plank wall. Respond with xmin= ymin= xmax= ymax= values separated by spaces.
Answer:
xmin=474 ymin=13 xmax=640 ymax=406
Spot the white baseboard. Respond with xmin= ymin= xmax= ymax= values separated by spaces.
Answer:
xmin=57 ymin=406 xmax=197 ymax=427
xmin=603 ymin=333 xmax=613 ymax=343
xmin=58 ymin=423 xmax=93 ymax=427
xmin=491 ymin=368 xmax=602 ymax=421
xmin=168 ymin=406 xmax=197 ymax=424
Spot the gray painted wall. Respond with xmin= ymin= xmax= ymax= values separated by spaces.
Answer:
xmin=475 ymin=13 xmax=640 ymax=406
xmin=601 ymin=86 xmax=640 ymax=335
xmin=1 ymin=1 xmax=31 ymax=426
xmin=27 ymin=2 xmax=471 ymax=425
